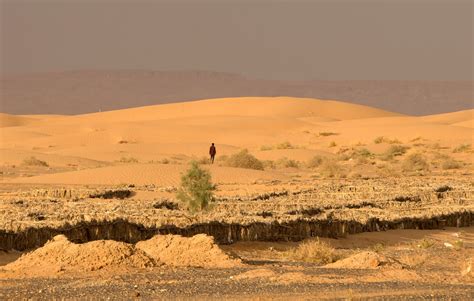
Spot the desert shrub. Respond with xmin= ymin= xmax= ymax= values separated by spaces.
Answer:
xmin=453 ymin=144 xmax=471 ymax=153
xmin=262 ymin=160 xmax=276 ymax=169
xmin=319 ymin=132 xmax=339 ymax=137
xmin=22 ymin=156 xmax=49 ymax=167
xmin=414 ymin=239 xmax=435 ymax=249
xmin=161 ymin=158 xmax=170 ymax=164
xmin=260 ymin=145 xmax=273 ymax=151
xmin=402 ymin=153 xmax=429 ymax=172
xmin=374 ymin=136 xmax=401 ymax=144
xmin=381 ymin=145 xmax=409 ymax=161
xmin=352 ymin=148 xmax=372 ymax=158
xmin=118 ymin=157 xmax=138 ymax=163
xmin=276 ymin=157 xmax=300 ymax=168
xmin=197 ymin=156 xmax=210 ymax=165
xmin=225 ymin=149 xmax=264 ymax=170
xmin=441 ymin=158 xmax=462 ymax=170
xmin=319 ymin=159 xmax=345 ymax=178
xmin=307 ymin=155 xmax=324 ymax=168
xmin=176 ymin=161 xmax=215 ymax=212
xmin=374 ymin=136 xmax=385 ymax=144
xmin=276 ymin=141 xmax=295 ymax=149
xmin=329 ymin=141 xmax=337 ymax=147
xmin=286 ymin=238 xmax=339 ymax=264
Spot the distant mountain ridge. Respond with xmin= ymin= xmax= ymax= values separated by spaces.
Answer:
xmin=1 ymin=70 xmax=472 ymax=115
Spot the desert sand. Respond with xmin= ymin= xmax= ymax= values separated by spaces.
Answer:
xmin=0 ymin=96 xmax=473 ymax=299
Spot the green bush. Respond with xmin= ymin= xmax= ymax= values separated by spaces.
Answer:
xmin=225 ymin=149 xmax=264 ymax=170
xmin=176 ymin=161 xmax=215 ymax=212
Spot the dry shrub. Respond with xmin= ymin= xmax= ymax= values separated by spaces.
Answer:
xmin=453 ymin=144 xmax=471 ymax=153
xmin=262 ymin=160 xmax=276 ymax=169
xmin=374 ymin=136 xmax=401 ymax=144
xmin=22 ymin=156 xmax=49 ymax=167
xmin=197 ymin=156 xmax=210 ymax=165
xmin=307 ymin=155 xmax=324 ymax=168
xmin=118 ymin=157 xmax=138 ymax=163
xmin=441 ymin=158 xmax=462 ymax=170
xmin=413 ymin=239 xmax=435 ymax=249
xmin=319 ymin=132 xmax=339 ymax=137
xmin=376 ymin=164 xmax=398 ymax=177
xmin=260 ymin=145 xmax=273 ymax=151
xmin=276 ymin=141 xmax=296 ymax=149
xmin=399 ymin=251 xmax=428 ymax=268
xmin=286 ymin=238 xmax=339 ymax=264
xmin=224 ymin=149 xmax=264 ymax=170
xmin=319 ymin=159 xmax=346 ymax=178
xmin=402 ymin=153 xmax=429 ymax=172
xmin=329 ymin=141 xmax=337 ymax=147
xmin=381 ymin=145 xmax=409 ymax=161
xmin=275 ymin=157 xmax=300 ymax=168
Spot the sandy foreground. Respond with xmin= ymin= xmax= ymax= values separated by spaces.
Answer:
xmin=0 ymin=97 xmax=473 ymax=299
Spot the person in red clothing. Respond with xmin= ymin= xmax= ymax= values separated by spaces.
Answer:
xmin=209 ymin=143 xmax=216 ymax=164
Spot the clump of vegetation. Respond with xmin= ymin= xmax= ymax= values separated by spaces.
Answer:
xmin=453 ymin=144 xmax=471 ymax=153
xmin=319 ymin=132 xmax=339 ymax=137
xmin=434 ymin=185 xmax=452 ymax=193
xmin=374 ymin=136 xmax=402 ymax=144
xmin=276 ymin=141 xmax=296 ymax=149
xmin=118 ymin=157 xmax=139 ymax=163
xmin=262 ymin=160 xmax=276 ymax=169
xmin=402 ymin=153 xmax=430 ymax=172
xmin=352 ymin=148 xmax=373 ymax=158
xmin=22 ymin=156 xmax=49 ymax=167
xmin=160 ymin=158 xmax=170 ymax=164
xmin=307 ymin=155 xmax=324 ymax=169
xmin=197 ymin=156 xmax=210 ymax=165
xmin=286 ymin=238 xmax=339 ymax=264
xmin=276 ymin=157 xmax=300 ymax=168
xmin=414 ymin=239 xmax=435 ymax=249
xmin=260 ymin=145 xmax=273 ymax=151
xmin=381 ymin=145 xmax=409 ymax=161
xmin=441 ymin=158 xmax=462 ymax=170
xmin=224 ymin=149 xmax=264 ymax=170
xmin=319 ymin=159 xmax=345 ymax=178
xmin=176 ymin=161 xmax=215 ymax=212
xmin=329 ymin=141 xmax=337 ymax=147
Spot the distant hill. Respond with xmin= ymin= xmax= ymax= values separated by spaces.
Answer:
xmin=1 ymin=70 xmax=472 ymax=115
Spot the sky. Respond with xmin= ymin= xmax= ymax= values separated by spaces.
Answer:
xmin=1 ymin=0 xmax=473 ymax=80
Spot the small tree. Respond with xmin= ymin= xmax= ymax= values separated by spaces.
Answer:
xmin=176 ymin=161 xmax=215 ymax=212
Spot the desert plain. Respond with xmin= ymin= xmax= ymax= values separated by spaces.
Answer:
xmin=0 ymin=96 xmax=473 ymax=299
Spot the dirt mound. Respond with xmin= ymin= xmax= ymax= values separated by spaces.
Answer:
xmin=2 ymin=235 xmax=156 ymax=277
xmin=136 ymin=234 xmax=241 ymax=268
xmin=324 ymin=251 xmax=389 ymax=269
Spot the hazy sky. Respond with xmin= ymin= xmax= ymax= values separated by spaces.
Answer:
xmin=1 ymin=0 xmax=473 ymax=80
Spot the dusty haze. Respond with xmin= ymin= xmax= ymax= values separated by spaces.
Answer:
xmin=1 ymin=0 xmax=473 ymax=80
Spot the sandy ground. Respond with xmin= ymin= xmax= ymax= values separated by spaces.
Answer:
xmin=0 ymin=97 xmax=473 ymax=299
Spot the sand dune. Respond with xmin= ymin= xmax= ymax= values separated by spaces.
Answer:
xmin=4 ymin=163 xmax=287 ymax=185
xmin=1 ymin=97 xmax=472 ymax=185
xmin=419 ymin=109 xmax=473 ymax=125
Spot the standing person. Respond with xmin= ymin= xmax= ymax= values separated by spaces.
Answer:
xmin=209 ymin=143 xmax=216 ymax=164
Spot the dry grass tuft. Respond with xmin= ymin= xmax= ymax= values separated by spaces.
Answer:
xmin=275 ymin=157 xmax=300 ymax=168
xmin=285 ymin=238 xmax=339 ymax=264
xmin=22 ymin=156 xmax=49 ymax=167
xmin=441 ymin=158 xmax=462 ymax=170
xmin=453 ymin=144 xmax=471 ymax=153
xmin=307 ymin=155 xmax=324 ymax=169
xmin=118 ymin=157 xmax=139 ymax=163
xmin=319 ymin=132 xmax=339 ymax=137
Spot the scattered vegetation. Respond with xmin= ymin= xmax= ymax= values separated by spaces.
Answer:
xmin=275 ymin=157 xmax=300 ymax=168
xmin=285 ymin=238 xmax=339 ymax=264
xmin=22 ymin=156 xmax=49 ymax=167
xmin=118 ymin=157 xmax=139 ymax=163
xmin=453 ymin=144 xmax=471 ymax=153
xmin=176 ymin=161 xmax=215 ymax=212
xmin=374 ymin=136 xmax=402 ymax=144
xmin=224 ymin=149 xmax=264 ymax=170
xmin=260 ymin=141 xmax=298 ymax=151
xmin=318 ymin=159 xmax=345 ymax=178
xmin=402 ymin=153 xmax=430 ymax=172
xmin=381 ymin=145 xmax=409 ymax=161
